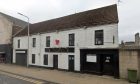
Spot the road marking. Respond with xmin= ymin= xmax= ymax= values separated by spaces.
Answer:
xmin=0 ymin=71 xmax=45 ymax=84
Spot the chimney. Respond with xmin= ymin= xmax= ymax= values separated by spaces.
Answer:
xmin=135 ymin=33 xmax=140 ymax=45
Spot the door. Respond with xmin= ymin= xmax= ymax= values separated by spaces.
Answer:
xmin=102 ymin=54 xmax=114 ymax=76
xmin=16 ymin=53 xmax=27 ymax=66
xmin=53 ymin=55 xmax=58 ymax=69
xmin=69 ymin=55 xmax=74 ymax=71
xmin=0 ymin=54 xmax=5 ymax=63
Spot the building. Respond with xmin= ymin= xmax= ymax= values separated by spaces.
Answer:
xmin=13 ymin=4 xmax=119 ymax=78
xmin=0 ymin=12 xmax=27 ymax=63
xmin=135 ymin=33 xmax=140 ymax=46
xmin=119 ymin=33 xmax=140 ymax=80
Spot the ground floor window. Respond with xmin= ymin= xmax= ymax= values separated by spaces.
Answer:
xmin=32 ymin=54 xmax=35 ymax=64
xmin=44 ymin=54 xmax=48 ymax=65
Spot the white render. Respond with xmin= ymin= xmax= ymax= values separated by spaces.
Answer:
xmin=13 ymin=24 xmax=119 ymax=71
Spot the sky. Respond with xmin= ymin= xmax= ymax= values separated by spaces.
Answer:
xmin=0 ymin=0 xmax=140 ymax=42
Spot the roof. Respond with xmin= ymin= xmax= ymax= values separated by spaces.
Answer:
xmin=0 ymin=12 xmax=27 ymax=28
xmin=16 ymin=4 xmax=118 ymax=36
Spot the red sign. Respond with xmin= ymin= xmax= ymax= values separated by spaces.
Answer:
xmin=55 ymin=39 xmax=60 ymax=45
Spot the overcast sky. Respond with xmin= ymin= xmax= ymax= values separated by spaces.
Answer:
xmin=0 ymin=0 xmax=140 ymax=42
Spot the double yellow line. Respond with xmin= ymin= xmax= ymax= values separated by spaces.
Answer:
xmin=0 ymin=71 xmax=45 ymax=84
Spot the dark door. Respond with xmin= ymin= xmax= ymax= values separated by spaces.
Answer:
xmin=53 ymin=55 xmax=58 ymax=69
xmin=69 ymin=55 xmax=74 ymax=71
xmin=102 ymin=54 xmax=114 ymax=76
xmin=0 ymin=54 xmax=5 ymax=63
xmin=16 ymin=53 xmax=27 ymax=66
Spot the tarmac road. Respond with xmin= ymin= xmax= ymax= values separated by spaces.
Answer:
xmin=0 ymin=73 xmax=34 ymax=84
xmin=0 ymin=72 xmax=56 ymax=84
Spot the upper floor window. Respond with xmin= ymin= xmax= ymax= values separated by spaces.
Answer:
xmin=95 ymin=30 xmax=104 ymax=45
xmin=46 ymin=36 xmax=50 ymax=47
xmin=32 ymin=38 xmax=36 ymax=47
xmin=113 ymin=36 xmax=115 ymax=44
xmin=18 ymin=39 xmax=20 ymax=48
xmin=69 ymin=33 xmax=75 ymax=46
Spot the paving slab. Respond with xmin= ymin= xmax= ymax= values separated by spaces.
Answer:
xmin=0 ymin=64 xmax=130 ymax=84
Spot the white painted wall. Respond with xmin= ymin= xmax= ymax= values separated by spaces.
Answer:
xmin=13 ymin=36 xmax=28 ymax=63
xmin=13 ymin=24 xmax=119 ymax=71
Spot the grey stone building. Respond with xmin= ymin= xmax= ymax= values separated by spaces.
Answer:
xmin=119 ymin=33 xmax=140 ymax=80
xmin=0 ymin=12 xmax=27 ymax=63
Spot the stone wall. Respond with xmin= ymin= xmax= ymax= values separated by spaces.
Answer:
xmin=119 ymin=50 xmax=140 ymax=80
xmin=138 ymin=52 xmax=140 ymax=79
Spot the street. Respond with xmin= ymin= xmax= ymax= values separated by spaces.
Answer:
xmin=0 ymin=64 xmax=130 ymax=84
xmin=0 ymin=71 xmax=56 ymax=84
xmin=0 ymin=74 xmax=34 ymax=84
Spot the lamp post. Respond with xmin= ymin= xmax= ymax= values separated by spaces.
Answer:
xmin=18 ymin=13 xmax=30 ymax=68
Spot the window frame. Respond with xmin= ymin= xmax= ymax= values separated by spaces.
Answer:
xmin=46 ymin=36 xmax=50 ymax=47
xmin=69 ymin=33 xmax=75 ymax=46
xmin=95 ymin=30 xmax=104 ymax=45
xmin=32 ymin=38 xmax=36 ymax=47
xmin=18 ymin=39 xmax=20 ymax=48
xmin=113 ymin=36 xmax=115 ymax=44
xmin=44 ymin=54 xmax=48 ymax=65
xmin=32 ymin=54 xmax=35 ymax=64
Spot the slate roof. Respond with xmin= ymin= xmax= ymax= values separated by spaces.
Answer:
xmin=16 ymin=4 xmax=118 ymax=36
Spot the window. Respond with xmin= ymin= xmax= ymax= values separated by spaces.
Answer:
xmin=32 ymin=54 xmax=35 ymax=64
xmin=44 ymin=54 xmax=48 ymax=65
xmin=32 ymin=38 xmax=36 ymax=47
xmin=69 ymin=34 xmax=75 ymax=46
xmin=86 ymin=54 xmax=97 ymax=63
xmin=113 ymin=36 xmax=115 ymax=44
xmin=95 ymin=30 xmax=103 ymax=45
xmin=18 ymin=39 xmax=20 ymax=48
xmin=46 ymin=36 xmax=50 ymax=47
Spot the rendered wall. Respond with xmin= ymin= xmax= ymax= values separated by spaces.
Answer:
xmin=13 ymin=24 xmax=118 ymax=71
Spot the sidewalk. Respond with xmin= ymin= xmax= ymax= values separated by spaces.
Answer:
xmin=0 ymin=64 xmax=129 ymax=84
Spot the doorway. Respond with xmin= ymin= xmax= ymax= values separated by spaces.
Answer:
xmin=101 ymin=54 xmax=114 ymax=76
xmin=16 ymin=53 xmax=27 ymax=66
xmin=0 ymin=54 xmax=5 ymax=63
xmin=53 ymin=55 xmax=58 ymax=69
xmin=68 ymin=55 xmax=74 ymax=71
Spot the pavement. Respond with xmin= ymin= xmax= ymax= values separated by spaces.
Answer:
xmin=0 ymin=63 xmax=132 ymax=84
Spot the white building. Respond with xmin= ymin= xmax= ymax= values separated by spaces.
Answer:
xmin=13 ymin=4 xmax=119 ymax=78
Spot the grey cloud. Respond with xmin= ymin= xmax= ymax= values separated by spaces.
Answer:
xmin=1 ymin=0 xmax=140 ymax=42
